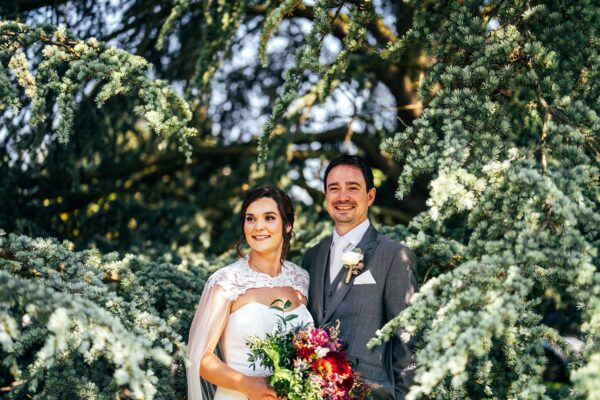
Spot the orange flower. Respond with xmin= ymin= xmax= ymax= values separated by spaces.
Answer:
xmin=312 ymin=357 xmax=336 ymax=376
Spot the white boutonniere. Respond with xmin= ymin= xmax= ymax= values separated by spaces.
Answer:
xmin=342 ymin=248 xmax=365 ymax=283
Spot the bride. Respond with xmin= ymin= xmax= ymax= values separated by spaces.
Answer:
xmin=187 ymin=186 xmax=313 ymax=400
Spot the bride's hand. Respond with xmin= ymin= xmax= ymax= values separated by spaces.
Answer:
xmin=241 ymin=376 xmax=277 ymax=400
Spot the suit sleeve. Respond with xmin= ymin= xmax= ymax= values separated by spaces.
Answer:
xmin=384 ymin=245 xmax=418 ymax=400
xmin=301 ymin=248 xmax=311 ymax=271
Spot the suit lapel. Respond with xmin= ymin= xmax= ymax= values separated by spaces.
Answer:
xmin=323 ymin=225 xmax=379 ymax=323
xmin=313 ymin=237 xmax=331 ymax=325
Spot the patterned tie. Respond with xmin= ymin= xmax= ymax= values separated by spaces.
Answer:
xmin=329 ymin=237 xmax=348 ymax=283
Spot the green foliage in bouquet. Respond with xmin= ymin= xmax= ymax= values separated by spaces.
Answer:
xmin=247 ymin=300 xmax=304 ymax=396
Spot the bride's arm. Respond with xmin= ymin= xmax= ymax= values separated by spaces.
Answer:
xmin=188 ymin=283 xmax=277 ymax=400
xmin=200 ymin=353 xmax=276 ymax=400
xmin=194 ymin=285 xmax=277 ymax=400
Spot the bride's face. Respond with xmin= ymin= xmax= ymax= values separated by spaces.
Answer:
xmin=244 ymin=197 xmax=287 ymax=256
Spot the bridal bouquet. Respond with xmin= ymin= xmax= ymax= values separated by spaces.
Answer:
xmin=247 ymin=301 xmax=370 ymax=400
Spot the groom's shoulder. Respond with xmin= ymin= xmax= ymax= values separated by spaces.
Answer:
xmin=309 ymin=236 xmax=331 ymax=251
xmin=303 ymin=236 xmax=330 ymax=260
xmin=375 ymin=231 xmax=416 ymax=261
xmin=375 ymin=232 xmax=404 ymax=249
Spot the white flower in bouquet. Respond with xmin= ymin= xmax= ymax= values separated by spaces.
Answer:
xmin=315 ymin=346 xmax=330 ymax=358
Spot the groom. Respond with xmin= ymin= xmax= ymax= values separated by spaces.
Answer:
xmin=302 ymin=155 xmax=417 ymax=400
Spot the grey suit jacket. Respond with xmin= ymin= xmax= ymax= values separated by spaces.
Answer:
xmin=302 ymin=225 xmax=417 ymax=400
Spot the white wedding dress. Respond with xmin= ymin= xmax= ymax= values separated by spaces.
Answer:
xmin=187 ymin=258 xmax=313 ymax=400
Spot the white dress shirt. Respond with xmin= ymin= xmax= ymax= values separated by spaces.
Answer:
xmin=329 ymin=219 xmax=371 ymax=282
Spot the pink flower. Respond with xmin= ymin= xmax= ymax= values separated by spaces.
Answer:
xmin=309 ymin=327 xmax=330 ymax=347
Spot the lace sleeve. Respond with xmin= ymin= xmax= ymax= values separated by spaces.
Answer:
xmin=186 ymin=278 xmax=233 ymax=400
xmin=286 ymin=261 xmax=310 ymax=299
xmin=205 ymin=267 xmax=245 ymax=301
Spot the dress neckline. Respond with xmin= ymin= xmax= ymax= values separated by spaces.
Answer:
xmin=229 ymin=302 xmax=307 ymax=317
xmin=244 ymin=257 xmax=287 ymax=279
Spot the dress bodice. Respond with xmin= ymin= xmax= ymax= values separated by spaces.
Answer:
xmin=221 ymin=303 xmax=313 ymax=376
xmin=187 ymin=258 xmax=313 ymax=400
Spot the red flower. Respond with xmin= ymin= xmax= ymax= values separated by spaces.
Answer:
xmin=312 ymin=351 xmax=353 ymax=378
xmin=327 ymin=352 xmax=352 ymax=376
xmin=298 ymin=346 xmax=316 ymax=360
xmin=340 ymin=374 xmax=354 ymax=391
xmin=312 ymin=356 xmax=336 ymax=376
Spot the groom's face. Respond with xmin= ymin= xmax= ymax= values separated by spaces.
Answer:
xmin=325 ymin=165 xmax=376 ymax=233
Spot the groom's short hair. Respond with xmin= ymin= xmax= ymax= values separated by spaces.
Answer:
xmin=323 ymin=154 xmax=375 ymax=192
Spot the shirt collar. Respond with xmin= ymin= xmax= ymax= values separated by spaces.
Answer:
xmin=332 ymin=219 xmax=371 ymax=248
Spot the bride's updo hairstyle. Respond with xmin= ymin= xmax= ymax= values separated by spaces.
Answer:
xmin=236 ymin=185 xmax=295 ymax=260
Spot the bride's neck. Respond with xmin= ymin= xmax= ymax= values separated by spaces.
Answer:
xmin=248 ymin=251 xmax=282 ymax=276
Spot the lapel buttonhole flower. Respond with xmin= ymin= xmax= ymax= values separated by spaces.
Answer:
xmin=342 ymin=248 xmax=365 ymax=284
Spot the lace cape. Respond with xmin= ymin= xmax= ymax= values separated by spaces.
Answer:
xmin=206 ymin=257 xmax=309 ymax=300
xmin=186 ymin=258 xmax=309 ymax=400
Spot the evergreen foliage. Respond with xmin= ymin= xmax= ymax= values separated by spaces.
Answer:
xmin=1 ymin=0 xmax=422 ymax=258
xmin=257 ymin=0 xmax=375 ymax=162
xmin=0 ymin=21 xmax=196 ymax=159
xmin=0 ymin=230 xmax=207 ymax=399
xmin=0 ymin=0 xmax=599 ymax=399
xmin=367 ymin=1 xmax=600 ymax=399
